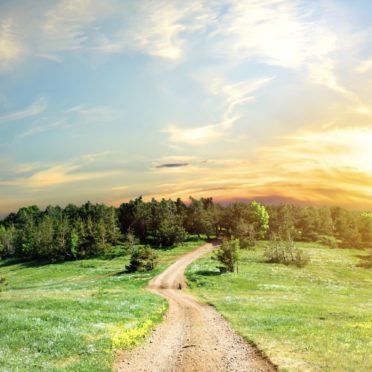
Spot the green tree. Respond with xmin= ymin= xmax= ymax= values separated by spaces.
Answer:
xmin=126 ymin=245 xmax=158 ymax=272
xmin=69 ymin=229 xmax=79 ymax=258
xmin=222 ymin=201 xmax=269 ymax=240
xmin=249 ymin=201 xmax=269 ymax=238
xmin=235 ymin=220 xmax=256 ymax=248
xmin=214 ymin=239 xmax=240 ymax=273
xmin=186 ymin=197 xmax=215 ymax=238
xmin=0 ymin=225 xmax=16 ymax=258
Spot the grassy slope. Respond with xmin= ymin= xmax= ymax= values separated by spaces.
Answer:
xmin=0 ymin=240 xmax=204 ymax=371
xmin=186 ymin=242 xmax=372 ymax=371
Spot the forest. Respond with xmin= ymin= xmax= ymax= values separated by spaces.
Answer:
xmin=0 ymin=197 xmax=371 ymax=261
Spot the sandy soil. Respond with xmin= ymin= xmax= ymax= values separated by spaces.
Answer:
xmin=115 ymin=242 xmax=276 ymax=372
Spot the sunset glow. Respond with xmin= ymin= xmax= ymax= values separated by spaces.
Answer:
xmin=1 ymin=0 xmax=372 ymax=215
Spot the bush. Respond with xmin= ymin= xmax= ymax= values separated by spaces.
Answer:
xmin=264 ymin=236 xmax=310 ymax=268
xmin=237 ymin=223 xmax=256 ymax=249
xmin=126 ymin=245 xmax=158 ymax=272
xmin=214 ymin=239 xmax=240 ymax=273
xmin=318 ymin=235 xmax=341 ymax=249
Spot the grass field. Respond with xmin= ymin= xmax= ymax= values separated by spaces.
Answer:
xmin=186 ymin=242 xmax=372 ymax=371
xmin=0 ymin=239 xmax=204 ymax=371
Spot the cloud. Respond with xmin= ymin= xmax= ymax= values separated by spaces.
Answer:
xmin=96 ymin=1 xmax=198 ymax=60
xmin=0 ymin=0 xmax=367 ymax=92
xmin=163 ymin=116 xmax=238 ymax=145
xmin=0 ymin=98 xmax=47 ymax=124
xmin=206 ymin=0 xmax=364 ymax=102
xmin=41 ymin=0 xmax=102 ymax=52
xmin=0 ymin=18 xmax=23 ymax=70
xmin=13 ymin=104 xmax=116 ymax=140
xmin=66 ymin=104 xmax=118 ymax=122
xmin=0 ymin=153 xmax=120 ymax=188
xmin=356 ymin=59 xmax=372 ymax=74
xmin=0 ymin=0 xmax=211 ymax=67
xmin=92 ymin=1 xmax=216 ymax=60
xmin=18 ymin=119 xmax=66 ymax=138
xmin=211 ymin=1 xmax=337 ymax=68
xmin=156 ymin=163 xmax=189 ymax=168
xmin=196 ymin=74 xmax=274 ymax=115
xmin=0 ymin=165 xmax=118 ymax=188
xmin=147 ymin=126 xmax=372 ymax=209
xmin=307 ymin=59 xmax=359 ymax=101
xmin=163 ymin=75 xmax=273 ymax=146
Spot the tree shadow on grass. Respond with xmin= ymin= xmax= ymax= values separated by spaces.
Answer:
xmin=193 ymin=270 xmax=222 ymax=276
xmin=355 ymin=254 xmax=372 ymax=268
xmin=0 ymin=258 xmax=55 ymax=269
xmin=0 ymin=258 xmax=25 ymax=268
xmin=113 ymin=269 xmax=128 ymax=276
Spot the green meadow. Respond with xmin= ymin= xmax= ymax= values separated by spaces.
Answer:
xmin=0 ymin=240 xmax=203 ymax=371
xmin=186 ymin=242 xmax=372 ymax=371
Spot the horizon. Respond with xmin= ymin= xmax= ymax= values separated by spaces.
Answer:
xmin=1 ymin=194 xmax=369 ymax=220
xmin=1 ymin=0 xmax=372 ymax=215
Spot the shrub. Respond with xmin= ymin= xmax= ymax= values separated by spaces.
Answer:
xmin=126 ymin=245 xmax=158 ymax=272
xmin=237 ymin=223 xmax=256 ymax=249
xmin=126 ymin=229 xmax=137 ymax=249
xmin=264 ymin=236 xmax=310 ymax=268
xmin=318 ymin=235 xmax=341 ymax=249
xmin=214 ymin=239 xmax=240 ymax=273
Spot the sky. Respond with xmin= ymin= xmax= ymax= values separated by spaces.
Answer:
xmin=0 ymin=0 xmax=372 ymax=216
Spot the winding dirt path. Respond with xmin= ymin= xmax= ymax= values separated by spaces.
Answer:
xmin=115 ymin=242 xmax=276 ymax=372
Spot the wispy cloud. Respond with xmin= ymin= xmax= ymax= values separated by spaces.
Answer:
xmin=91 ymin=1 xmax=218 ymax=60
xmin=0 ymin=0 xmax=210 ymax=66
xmin=163 ymin=75 xmax=272 ymax=145
xmin=211 ymin=1 xmax=337 ymax=69
xmin=0 ymin=152 xmax=119 ymax=188
xmin=196 ymin=75 xmax=274 ymax=115
xmin=148 ymin=126 xmax=372 ymax=209
xmin=307 ymin=59 xmax=359 ymax=101
xmin=0 ymin=18 xmax=23 ymax=70
xmin=18 ymin=118 xmax=66 ymax=138
xmin=0 ymin=98 xmax=47 ymax=124
xmin=163 ymin=116 xmax=238 ymax=145
xmin=0 ymin=0 xmax=367 ymax=84
xmin=14 ymin=103 xmax=116 ymax=140
xmin=356 ymin=59 xmax=372 ymax=74
xmin=41 ymin=0 xmax=102 ymax=53
xmin=66 ymin=104 xmax=118 ymax=121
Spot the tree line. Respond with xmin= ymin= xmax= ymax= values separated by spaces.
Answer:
xmin=0 ymin=197 xmax=370 ymax=261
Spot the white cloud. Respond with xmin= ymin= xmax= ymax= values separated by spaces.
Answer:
xmin=93 ymin=1 xmax=212 ymax=60
xmin=0 ymin=98 xmax=47 ymax=124
xmin=199 ymin=75 xmax=274 ymax=116
xmin=0 ymin=0 xmax=367 ymax=89
xmin=1 ymin=153 xmax=120 ymax=188
xmin=40 ymin=0 xmax=112 ymax=55
xmin=0 ymin=0 xmax=211 ymax=66
xmin=164 ymin=75 xmax=273 ymax=145
xmin=208 ymin=0 xmax=364 ymax=101
xmin=0 ymin=18 xmax=23 ymax=70
xmin=163 ymin=116 xmax=238 ymax=145
xmin=356 ymin=59 xmax=372 ymax=74
xmin=65 ymin=104 xmax=119 ymax=125
xmin=18 ymin=119 xmax=66 ymax=139
xmin=307 ymin=59 xmax=359 ymax=101
xmin=212 ymin=0 xmax=337 ymax=69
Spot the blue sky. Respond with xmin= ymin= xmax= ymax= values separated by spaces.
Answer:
xmin=1 ymin=0 xmax=372 ymax=215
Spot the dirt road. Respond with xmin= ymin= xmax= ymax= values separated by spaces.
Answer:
xmin=115 ymin=242 xmax=276 ymax=372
